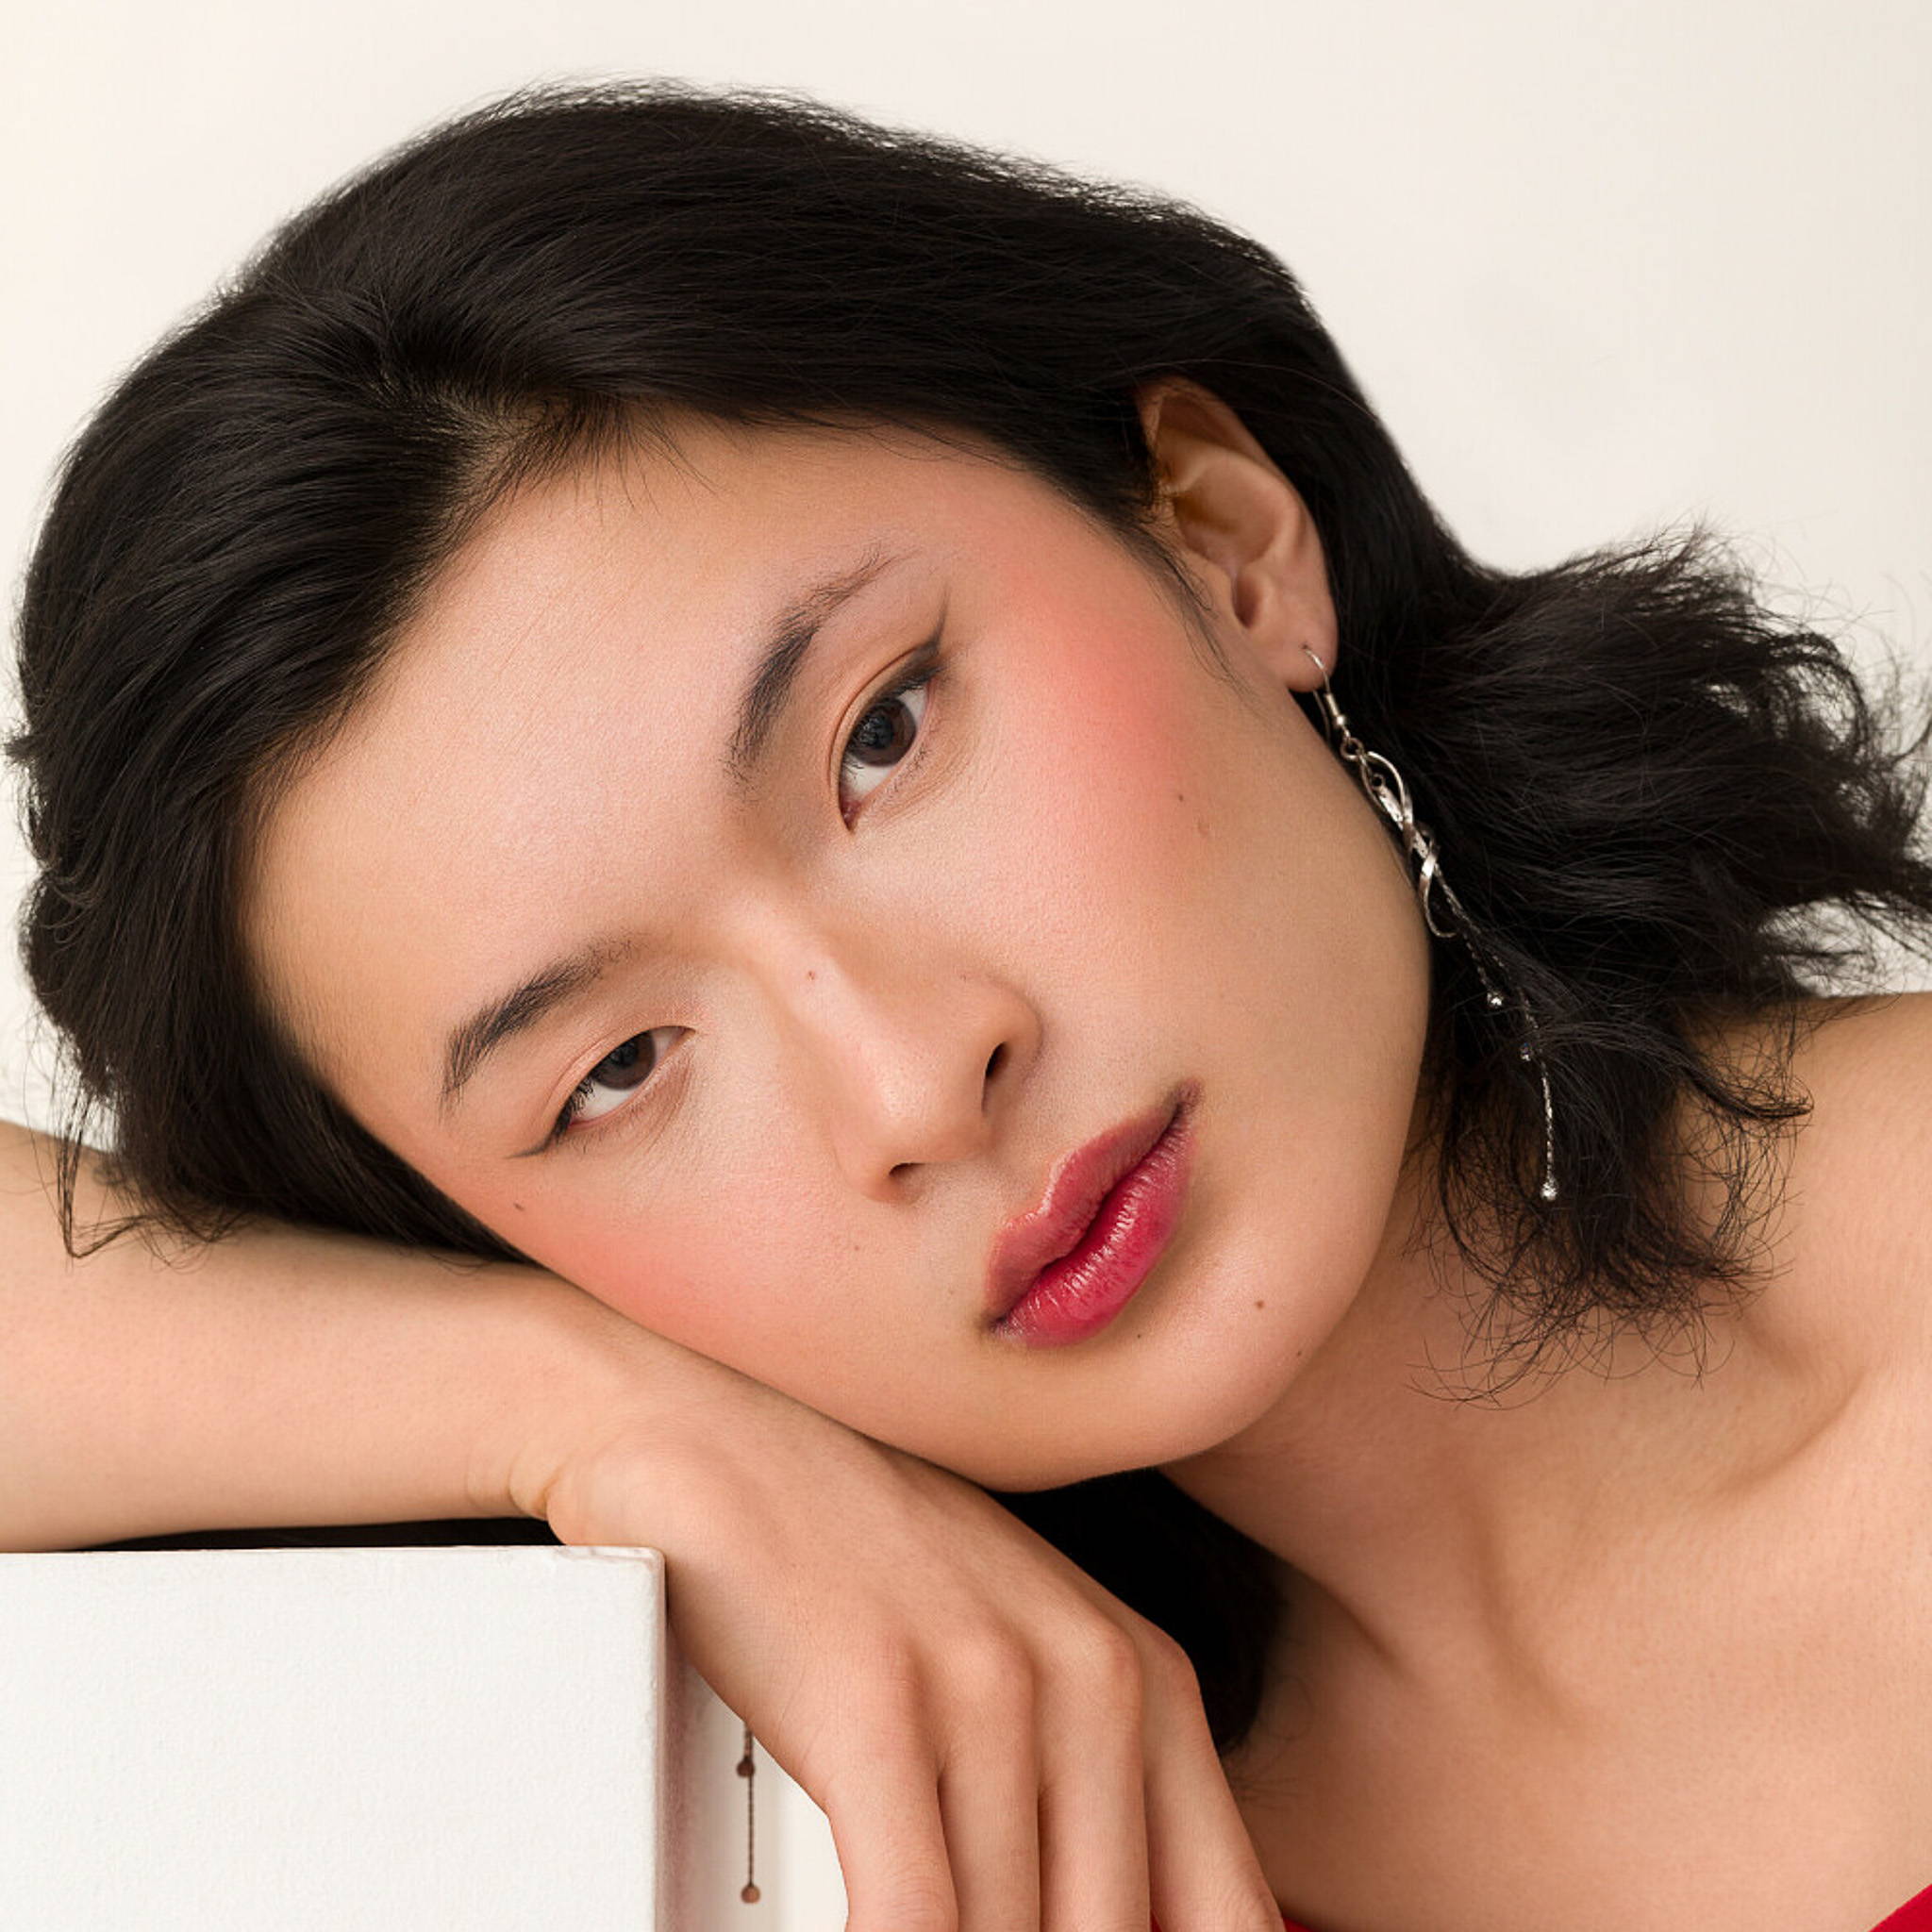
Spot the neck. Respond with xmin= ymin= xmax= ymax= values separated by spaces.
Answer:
xmin=1157 ymin=1078 xmax=1851 ymax=1692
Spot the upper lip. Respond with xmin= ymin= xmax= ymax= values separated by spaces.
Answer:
xmin=984 ymin=1084 xmax=1194 ymax=1324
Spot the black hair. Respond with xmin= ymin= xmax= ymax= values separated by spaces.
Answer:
xmin=12 ymin=78 xmax=1932 ymax=1757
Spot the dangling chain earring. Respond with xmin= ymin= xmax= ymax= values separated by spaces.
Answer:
xmin=736 ymin=1724 xmax=761 ymax=1903
xmin=712 ymin=662 xmax=1551 ymax=1902
xmin=1301 ymin=646 xmax=1559 ymax=1204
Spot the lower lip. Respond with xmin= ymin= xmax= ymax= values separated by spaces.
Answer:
xmin=992 ymin=1104 xmax=1195 ymax=1347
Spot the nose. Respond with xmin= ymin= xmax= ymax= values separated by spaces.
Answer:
xmin=758 ymin=924 xmax=1036 ymax=1197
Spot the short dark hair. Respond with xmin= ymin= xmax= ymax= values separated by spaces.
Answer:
xmin=12 ymin=78 xmax=1932 ymax=1756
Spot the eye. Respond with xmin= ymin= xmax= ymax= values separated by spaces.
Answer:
xmin=838 ymin=659 xmax=936 ymax=818
xmin=554 ymin=1026 xmax=682 ymax=1139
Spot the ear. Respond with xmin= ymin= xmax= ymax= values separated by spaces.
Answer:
xmin=1135 ymin=376 xmax=1336 ymax=691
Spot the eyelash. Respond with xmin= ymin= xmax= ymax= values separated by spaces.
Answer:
xmin=837 ymin=641 xmax=942 ymax=824
xmin=544 ymin=641 xmax=945 ymax=1149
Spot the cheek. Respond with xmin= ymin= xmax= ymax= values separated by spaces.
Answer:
xmin=511 ymin=1201 xmax=743 ymax=1350
xmin=491 ymin=1179 xmax=858 ymax=1383
xmin=993 ymin=636 xmax=1288 ymax=981
xmin=996 ymin=620 xmax=1214 ymax=870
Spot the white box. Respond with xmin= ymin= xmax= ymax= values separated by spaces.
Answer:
xmin=0 ymin=1541 xmax=842 ymax=1929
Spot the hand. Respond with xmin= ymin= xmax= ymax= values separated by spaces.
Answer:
xmin=527 ymin=1354 xmax=1283 ymax=1932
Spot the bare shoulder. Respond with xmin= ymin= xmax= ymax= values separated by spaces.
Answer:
xmin=1745 ymin=990 xmax=1932 ymax=1369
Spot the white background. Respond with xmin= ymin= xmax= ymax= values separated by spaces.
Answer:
xmin=5 ymin=0 xmax=1930 ymax=1119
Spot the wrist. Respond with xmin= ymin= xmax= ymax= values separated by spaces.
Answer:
xmin=470 ymin=1266 xmax=716 ymax=1528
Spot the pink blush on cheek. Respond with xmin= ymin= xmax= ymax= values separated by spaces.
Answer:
xmin=572 ymin=1244 xmax=721 ymax=1339
xmin=996 ymin=583 xmax=1201 ymax=768
xmin=1026 ymin=657 xmax=1212 ymax=856
xmin=519 ymin=1201 xmax=838 ymax=1376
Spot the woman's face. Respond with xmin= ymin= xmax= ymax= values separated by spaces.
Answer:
xmin=247 ymin=389 xmax=1433 ymax=1490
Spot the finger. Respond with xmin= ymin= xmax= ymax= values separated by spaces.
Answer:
xmin=1138 ymin=1638 xmax=1284 ymax=1932
xmin=1034 ymin=1621 xmax=1154 ymax=1932
xmin=932 ymin=1647 xmax=1043 ymax=1932
xmin=812 ymin=1724 xmax=960 ymax=1932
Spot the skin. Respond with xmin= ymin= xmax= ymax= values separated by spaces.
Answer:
xmin=247 ymin=382 xmax=1932 ymax=1927
xmin=247 ymin=382 xmax=1424 ymax=1495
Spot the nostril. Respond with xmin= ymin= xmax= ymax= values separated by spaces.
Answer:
xmin=984 ymin=1043 xmax=1008 ymax=1084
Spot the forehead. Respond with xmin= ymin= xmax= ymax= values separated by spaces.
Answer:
xmin=240 ymin=416 xmax=1101 ymax=1125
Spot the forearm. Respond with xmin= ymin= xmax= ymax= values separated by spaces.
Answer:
xmin=0 ymin=1118 xmax=652 ymax=1551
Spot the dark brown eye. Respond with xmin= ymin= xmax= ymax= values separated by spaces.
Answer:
xmin=556 ymin=1027 xmax=680 ymax=1136
xmin=839 ymin=672 xmax=933 ymax=810
xmin=848 ymin=695 xmax=919 ymax=765
xmin=591 ymin=1034 xmax=655 ymax=1091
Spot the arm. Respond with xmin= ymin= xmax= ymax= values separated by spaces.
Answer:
xmin=0 ymin=1116 xmax=622 ymax=1551
xmin=0 ymin=1116 xmax=1283 ymax=1930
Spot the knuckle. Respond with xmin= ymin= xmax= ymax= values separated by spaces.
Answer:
xmin=861 ymin=1632 xmax=926 ymax=1696
xmin=932 ymin=1647 xmax=1037 ymax=1771
xmin=941 ymin=1626 xmax=1036 ymax=1707
xmin=841 ymin=1640 xmax=927 ymax=1731
xmin=805 ymin=1688 xmax=936 ymax=1795
xmin=1069 ymin=1619 xmax=1146 ymax=1706
xmin=858 ymin=1641 xmax=924 ymax=1704
xmin=1141 ymin=1625 xmax=1203 ymax=1698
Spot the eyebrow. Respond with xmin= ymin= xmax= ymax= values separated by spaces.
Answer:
xmin=439 ymin=942 xmax=631 ymax=1119
xmin=436 ymin=542 xmax=908 ymax=1117
xmin=725 ymin=540 xmax=906 ymax=791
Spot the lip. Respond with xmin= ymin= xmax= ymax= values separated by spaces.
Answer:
xmin=985 ymin=1082 xmax=1199 ymax=1345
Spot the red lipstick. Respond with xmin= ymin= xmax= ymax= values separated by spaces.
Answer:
xmin=986 ymin=1084 xmax=1198 ymax=1347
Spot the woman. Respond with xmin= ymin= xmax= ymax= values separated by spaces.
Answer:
xmin=9 ymin=78 xmax=1932 ymax=1929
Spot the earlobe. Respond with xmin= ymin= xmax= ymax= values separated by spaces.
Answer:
xmin=1135 ymin=376 xmax=1337 ymax=692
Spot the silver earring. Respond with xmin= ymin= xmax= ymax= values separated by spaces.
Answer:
xmin=1301 ymin=646 xmax=1558 ymax=1205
